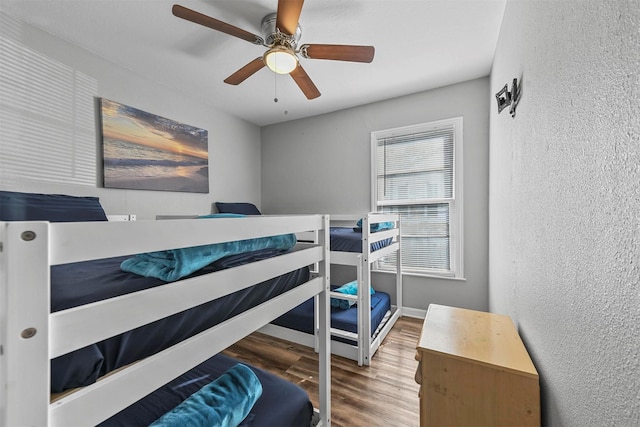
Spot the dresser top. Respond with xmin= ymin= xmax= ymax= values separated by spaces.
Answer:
xmin=417 ymin=304 xmax=538 ymax=378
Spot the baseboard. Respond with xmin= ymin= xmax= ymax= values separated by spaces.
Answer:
xmin=401 ymin=307 xmax=427 ymax=319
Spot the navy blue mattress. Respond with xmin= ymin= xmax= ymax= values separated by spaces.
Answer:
xmin=330 ymin=227 xmax=392 ymax=253
xmin=51 ymin=249 xmax=309 ymax=393
xmin=271 ymin=285 xmax=391 ymax=344
xmin=99 ymin=353 xmax=313 ymax=427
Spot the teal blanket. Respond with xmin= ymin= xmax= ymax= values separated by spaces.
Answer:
xmin=330 ymin=280 xmax=375 ymax=310
xmin=121 ymin=216 xmax=296 ymax=281
xmin=356 ymin=218 xmax=395 ymax=232
xmin=150 ymin=363 xmax=262 ymax=427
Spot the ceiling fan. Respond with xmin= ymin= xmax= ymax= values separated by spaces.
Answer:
xmin=172 ymin=0 xmax=375 ymax=100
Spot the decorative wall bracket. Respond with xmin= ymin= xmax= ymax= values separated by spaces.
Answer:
xmin=495 ymin=78 xmax=522 ymax=118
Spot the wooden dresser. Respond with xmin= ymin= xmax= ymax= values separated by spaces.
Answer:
xmin=415 ymin=304 xmax=540 ymax=427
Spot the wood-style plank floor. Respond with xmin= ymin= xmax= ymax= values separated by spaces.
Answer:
xmin=223 ymin=316 xmax=423 ymax=427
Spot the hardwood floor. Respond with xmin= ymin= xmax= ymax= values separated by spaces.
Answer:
xmin=223 ymin=316 xmax=423 ymax=427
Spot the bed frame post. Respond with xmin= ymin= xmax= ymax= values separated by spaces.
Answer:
xmin=317 ymin=215 xmax=331 ymax=426
xmin=395 ymin=217 xmax=403 ymax=312
xmin=0 ymin=222 xmax=50 ymax=427
xmin=359 ymin=215 xmax=373 ymax=366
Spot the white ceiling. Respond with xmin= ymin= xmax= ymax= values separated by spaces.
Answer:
xmin=1 ymin=0 xmax=506 ymax=126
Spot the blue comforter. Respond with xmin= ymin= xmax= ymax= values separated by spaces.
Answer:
xmin=121 ymin=233 xmax=297 ymax=282
xmin=149 ymin=363 xmax=262 ymax=427
xmin=330 ymin=280 xmax=375 ymax=310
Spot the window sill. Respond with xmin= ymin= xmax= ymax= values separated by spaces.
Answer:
xmin=373 ymin=269 xmax=467 ymax=282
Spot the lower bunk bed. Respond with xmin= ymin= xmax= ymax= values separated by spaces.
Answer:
xmin=0 ymin=191 xmax=331 ymax=426
xmin=262 ymin=213 xmax=403 ymax=366
xmin=97 ymin=353 xmax=313 ymax=426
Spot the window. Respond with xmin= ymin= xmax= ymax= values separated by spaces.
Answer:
xmin=0 ymin=14 xmax=98 ymax=188
xmin=371 ymin=117 xmax=463 ymax=278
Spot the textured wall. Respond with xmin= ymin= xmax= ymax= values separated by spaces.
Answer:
xmin=489 ymin=1 xmax=639 ymax=425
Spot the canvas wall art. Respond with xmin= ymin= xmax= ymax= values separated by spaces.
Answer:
xmin=100 ymin=98 xmax=209 ymax=193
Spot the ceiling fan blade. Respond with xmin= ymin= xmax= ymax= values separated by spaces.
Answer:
xmin=276 ymin=0 xmax=304 ymax=35
xmin=224 ymin=58 xmax=266 ymax=85
xmin=301 ymin=44 xmax=375 ymax=63
xmin=290 ymin=65 xmax=321 ymax=100
xmin=172 ymin=4 xmax=263 ymax=45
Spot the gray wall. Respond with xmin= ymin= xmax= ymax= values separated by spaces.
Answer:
xmin=261 ymin=77 xmax=490 ymax=312
xmin=0 ymin=12 xmax=261 ymax=220
xmin=489 ymin=1 xmax=639 ymax=425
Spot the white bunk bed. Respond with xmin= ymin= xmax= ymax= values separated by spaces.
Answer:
xmin=0 ymin=213 xmax=331 ymax=426
xmin=262 ymin=212 xmax=402 ymax=366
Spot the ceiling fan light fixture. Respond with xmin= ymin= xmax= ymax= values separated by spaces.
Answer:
xmin=264 ymin=45 xmax=298 ymax=74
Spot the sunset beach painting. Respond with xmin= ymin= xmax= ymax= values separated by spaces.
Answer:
xmin=100 ymin=98 xmax=209 ymax=193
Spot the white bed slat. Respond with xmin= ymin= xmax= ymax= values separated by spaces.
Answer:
xmin=368 ymin=227 xmax=399 ymax=244
xmin=329 ymin=291 xmax=357 ymax=301
xmin=329 ymin=251 xmax=361 ymax=266
xmin=368 ymin=241 xmax=400 ymax=263
xmin=50 ymin=215 xmax=325 ymax=265
xmin=258 ymin=323 xmax=317 ymax=347
xmin=330 ymin=328 xmax=358 ymax=340
xmin=328 ymin=213 xmax=397 ymax=224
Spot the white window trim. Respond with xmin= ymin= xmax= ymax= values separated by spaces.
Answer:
xmin=370 ymin=117 xmax=464 ymax=279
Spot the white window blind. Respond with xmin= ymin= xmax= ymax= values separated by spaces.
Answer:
xmin=371 ymin=117 xmax=463 ymax=277
xmin=0 ymin=13 xmax=98 ymax=188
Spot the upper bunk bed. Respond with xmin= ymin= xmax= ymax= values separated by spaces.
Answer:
xmin=0 ymin=191 xmax=332 ymax=426
xmin=264 ymin=212 xmax=403 ymax=366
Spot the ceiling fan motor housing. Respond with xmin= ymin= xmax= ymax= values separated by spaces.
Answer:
xmin=261 ymin=12 xmax=301 ymax=48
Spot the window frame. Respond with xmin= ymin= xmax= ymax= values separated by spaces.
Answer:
xmin=370 ymin=117 xmax=464 ymax=279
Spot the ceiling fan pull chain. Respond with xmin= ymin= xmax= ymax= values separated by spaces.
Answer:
xmin=274 ymin=71 xmax=279 ymax=103
xmin=273 ymin=74 xmax=288 ymax=115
